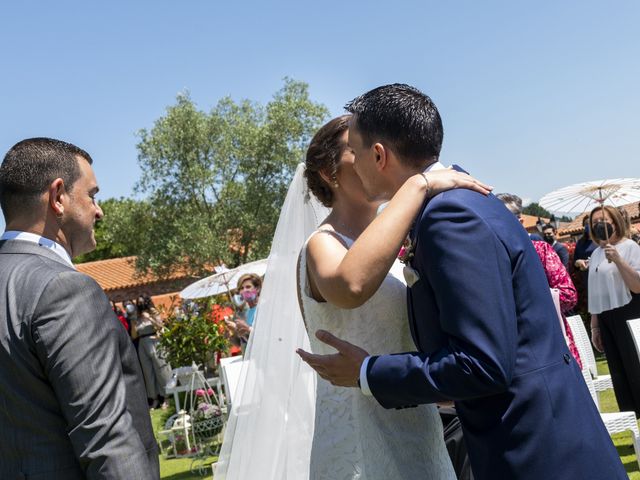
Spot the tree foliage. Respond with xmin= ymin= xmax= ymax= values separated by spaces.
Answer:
xmin=134 ymin=79 xmax=328 ymax=277
xmin=522 ymin=202 xmax=572 ymax=224
xmin=522 ymin=202 xmax=553 ymax=219
xmin=74 ymin=197 xmax=151 ymax=263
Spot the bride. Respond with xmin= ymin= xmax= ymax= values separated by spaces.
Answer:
xmin=214 ymin=115 xmax=490 ymax=480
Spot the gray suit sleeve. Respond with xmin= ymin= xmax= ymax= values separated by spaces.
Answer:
xmin=31 ymin=271 xmax=155 ymax=480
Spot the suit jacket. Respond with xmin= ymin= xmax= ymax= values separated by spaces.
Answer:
xmin=0 ymin=239 xmax=159 ymax=479
xmin=366 ymin=184 xmax=626 ymax=479
xmin=552 ymin=241 xmax=570 ymax=269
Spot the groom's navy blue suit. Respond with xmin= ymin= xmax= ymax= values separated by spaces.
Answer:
xmin=366 ymin=178 xmax=626 ymax=479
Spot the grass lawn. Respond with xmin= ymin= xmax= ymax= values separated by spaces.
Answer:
xmin=151 ymin=356 xmax=638 ymax=479
xmin=151 ymin=407 xmax=218 ymax=480
xmin=597 ymin=354 xmax=639 ymax=479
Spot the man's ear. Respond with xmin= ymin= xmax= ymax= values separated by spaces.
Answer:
xmin=48 ymin=178 xmax=66 ymax=217
xmin=373 ymin=142 xmax=388 ymax=172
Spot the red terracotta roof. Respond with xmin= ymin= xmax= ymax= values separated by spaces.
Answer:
xmin=521 ymin=214 xmax=549 ymax=231
xmin=151 ymin=292 xmax=182 ymax=312
xmin=75 ymin=256 xmax=190 ymax=292
xmin=558 ymin=201 xmax=640 ymax=235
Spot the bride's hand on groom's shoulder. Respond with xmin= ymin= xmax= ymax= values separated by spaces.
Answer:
xmin=296 ymin=330 xmax=369 ymax=388
xmin=421 ymin=167 xmax=493 ymax=198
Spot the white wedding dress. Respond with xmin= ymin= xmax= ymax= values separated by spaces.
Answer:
xmin=215 ymin=165 xmax=456 ymax=480
xmin=299 ymin=231 xmax=456 ymax=480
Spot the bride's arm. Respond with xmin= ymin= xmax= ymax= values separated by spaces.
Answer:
xmin=307 ymin=169 xmax=491 ymax=309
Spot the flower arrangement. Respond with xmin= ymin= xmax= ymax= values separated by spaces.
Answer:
xmin=191 ymin=401 xmax=224 ymax=441
xmin=192 ymin=400 xmax=222 ymax=423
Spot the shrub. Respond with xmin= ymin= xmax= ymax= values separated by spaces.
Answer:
xmin=159 ymin=298 xmax=229 ymax=372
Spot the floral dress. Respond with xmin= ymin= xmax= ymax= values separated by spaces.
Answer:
xmin=533 ymin=240 xmax=582 ymax=369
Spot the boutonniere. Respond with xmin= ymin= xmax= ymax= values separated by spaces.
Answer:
xmin=397 ymin=236 xmax=415 ymax=264
xmin=398 ymin=236 xmax=420 ymax=287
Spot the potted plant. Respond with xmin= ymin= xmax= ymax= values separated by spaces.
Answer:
xmin=159 ymin=297 xmax=230 ymax=376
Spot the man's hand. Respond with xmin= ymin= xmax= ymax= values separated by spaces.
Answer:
xmin=297 ymin=330 xmax=369 ymax=387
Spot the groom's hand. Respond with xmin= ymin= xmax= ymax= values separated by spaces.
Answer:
xmin=297 ymin=330 xmax=369 ymax=388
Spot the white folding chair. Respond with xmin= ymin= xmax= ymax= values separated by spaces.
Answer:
xmin=219 ymin=355 xmax=245 ymax=412
xmin=580 ymin=368 xmax=640 ymax=467
xmin=566 ymin=315 xmax=613 ymax=394
xmin=626 ymin=318 xmax=640 ymax=364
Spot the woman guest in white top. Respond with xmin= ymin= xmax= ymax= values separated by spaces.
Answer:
xmin=589 ymin=205 xmax=640 ymax=415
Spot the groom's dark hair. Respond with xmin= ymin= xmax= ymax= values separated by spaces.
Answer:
xmin=345 ymin=84 xmax=443 ymax=168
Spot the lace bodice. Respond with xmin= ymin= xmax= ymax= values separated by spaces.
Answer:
xmin=298 ymin=231 xmax=455 ymax=480
xmin=300 ymin=232 xmax=415 ymax=356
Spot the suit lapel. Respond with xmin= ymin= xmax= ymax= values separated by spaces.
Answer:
xmin=406 ymin=194 xmax=430 ymax=348
xmin=406 ymin=164 xmax=469 ymax=345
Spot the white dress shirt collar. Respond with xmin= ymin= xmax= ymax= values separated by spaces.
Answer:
xmin=425 ymin=160 xmax=446 ymax=173
xmin=1 ymin=230 xmax=74 ymax=267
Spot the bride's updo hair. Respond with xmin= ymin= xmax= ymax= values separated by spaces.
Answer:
xmin=304 ymin=115 xmax=350 ymax=207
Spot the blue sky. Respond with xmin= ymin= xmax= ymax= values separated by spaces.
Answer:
xmin=1 ymin=1 xmax=639 ymax=230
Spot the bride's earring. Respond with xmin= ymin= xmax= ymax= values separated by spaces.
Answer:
xmin=332 ymin=175 xmax=339 ymax=189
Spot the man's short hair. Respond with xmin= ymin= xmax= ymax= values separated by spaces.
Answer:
xmin=495 ymin=193 xmax=523 ymax=216
xmin=345 ymin=84 xmax=443 ymax=168
xmin=542 ymin=224 xmax=557 ymax=233
xmin=0 ymin=137 xmax=92 ymax=221
xmin=236 ymin=273 xmax=262 ymax=290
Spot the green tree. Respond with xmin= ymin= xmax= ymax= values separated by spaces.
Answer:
xmin=522 ymin=202 xmax=553 ymax=219
xmin=74 ymin=197 xmax=151 ymax=263
xmin=134 ymin=79 xmax=328 ymax=277
xmin=522 ymin=202 xmax=573 ymax=225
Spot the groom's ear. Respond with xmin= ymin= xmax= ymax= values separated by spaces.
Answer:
xmin=373 ymin=142 xmax=387 ymax=172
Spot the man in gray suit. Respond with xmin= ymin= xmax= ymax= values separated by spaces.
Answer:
xmin=0 ymin=138 xmax=160 ymax=479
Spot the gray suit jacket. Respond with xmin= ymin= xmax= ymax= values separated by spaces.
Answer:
xmin=0 ymin=239 xmax=159 ymax=479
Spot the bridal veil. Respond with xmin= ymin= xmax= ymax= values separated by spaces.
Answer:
xmin=214 ymin=164 xmax=329 ymax=479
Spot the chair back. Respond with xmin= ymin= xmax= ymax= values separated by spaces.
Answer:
xmin=220 ymin=356 xmax=245 ymax=410
xmin=627 ymin=319 xmax=640 ymax=365
xmin=580 ymin=367 xmax=600 ymax=409
xmin=566 ymin=315 xmax=598 ymax=378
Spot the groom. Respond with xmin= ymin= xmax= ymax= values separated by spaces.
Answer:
xmin=298 ymin=84 xmax=626 ymax=479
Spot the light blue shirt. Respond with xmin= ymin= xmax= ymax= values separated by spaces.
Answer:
xmin=246 ymin=306 xmax=257 ymax=327
xmin=1 ymin=230 xmax=74 ymax=268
